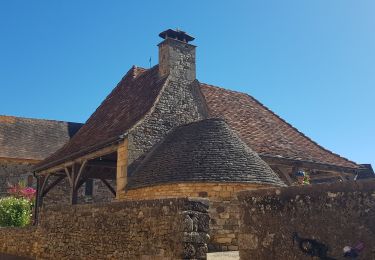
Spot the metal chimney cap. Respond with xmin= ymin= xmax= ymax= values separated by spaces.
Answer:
xmin=159 ymin=29 xmax=195 ymax=43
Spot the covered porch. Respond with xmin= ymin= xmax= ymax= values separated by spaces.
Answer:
xmin=34 ymin=139 xmax=128 ymax=221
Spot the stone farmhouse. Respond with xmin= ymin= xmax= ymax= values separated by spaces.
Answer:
xmin=0 ymin=115 xmax=82 ymax=196
xmin=0 ymin=29 xmax=374 ymax=254
xmin=25 ymin=29 xmax=373 ymax=251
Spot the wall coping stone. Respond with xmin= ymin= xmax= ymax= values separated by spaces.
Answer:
xmin=237 ymin=179 xmax=375 ymax=200
xmin=42 ymin=197 xmax=209 ymax=213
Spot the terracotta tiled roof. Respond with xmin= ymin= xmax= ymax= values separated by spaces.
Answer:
xmin=200 ymin=84 xmax=360 ymax=169
xmin=35 ymin=65 xmax=361 ymax=171
xmin=0 ymin=115 xmax=82 ymax=161
xmin=35 ymin=65 xmax=167 ymax=170
xmin=128 ymin=118 xmax=285 ymax=189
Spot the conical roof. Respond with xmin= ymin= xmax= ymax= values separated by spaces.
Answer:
xmin=128 ymin=118 xmax=285 ymax=189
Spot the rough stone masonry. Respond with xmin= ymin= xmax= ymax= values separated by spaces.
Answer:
xmin=0 ymin=198 xmax=210 ymax=259
xmin=237 ymin=179 xmax=375 ymax=260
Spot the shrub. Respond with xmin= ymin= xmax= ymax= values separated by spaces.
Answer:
xmin=0 ymin=197 xmax=32 ymax=227
xmin=8 ymin=180 xmax=36 ymax=202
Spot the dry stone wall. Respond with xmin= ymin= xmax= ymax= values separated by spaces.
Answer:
xmin=238 ymin=180 xmax=375 ymax=260
xmin=0 ymin=198 xmax=210 ymax=259
xmin=120 ymin=182 xmax=266 ymax=252
xmin=0 ymin=227 xmax=37 ymax=258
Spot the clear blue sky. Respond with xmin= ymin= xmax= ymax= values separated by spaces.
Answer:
xmin=0 ymin=1 xmax=374 ymax=167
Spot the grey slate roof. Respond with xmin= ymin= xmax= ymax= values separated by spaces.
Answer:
xmin=0 ymin=115 xmax=82 ymax=161
xmin=127 ymin=118 xmax=286 ymax=189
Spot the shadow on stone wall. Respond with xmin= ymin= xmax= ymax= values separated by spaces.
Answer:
xmin=237 ymin=180 xmax=375 ymax=260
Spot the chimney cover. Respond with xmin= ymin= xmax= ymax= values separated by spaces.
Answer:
xmin=159 ymin=29 xmax=195 ymax=43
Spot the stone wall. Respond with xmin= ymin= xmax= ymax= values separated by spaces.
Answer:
xmin=43 ymin=177 xmax=115 ymax=207
xmin=0 ymin=160 xmax=35 ymax=197
xmin=0 ymin=227 xmax=37 ymax=258
xmin=0 ymin=198 xmax=210 ymax=259
xmin=128 ymin=79 xmax=207 ymax=168
xmin=237 ymin=180 xmax=375 ymax=260
xmin=120 ymin=182 xmax=267 ymax=252
xmin=158 ymin=38 xmax=196 ymax=81
xmin=127 ymin=38 xmax=207 ymax=168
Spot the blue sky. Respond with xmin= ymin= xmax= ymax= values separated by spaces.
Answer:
xmin=0 ymin=1 xmax=374 ymax=167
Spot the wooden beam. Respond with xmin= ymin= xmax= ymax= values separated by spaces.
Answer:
xmin=42 ymin=175 xmax=66 ymax=197
xmin=36 ymin=144 xmax=119 ymax=175
xmin=76 ymin=178 xmax=86 ymax=190
xmin=65 ymin=167 xmax=73 ymax=187
xmin=100 ymin=178 xmax=116 ymax=196
xmin=74 ymin=160 xmax=88 ymax=188
xmin=89 ymin=170 xmax=116 ymax=180
xmin=87 ymin=161 xmax=116 ymax=169
xmin=309 ymin=170 xmax=342 ymax=180
xmin=274 ymin=167 xmax=293 ymax=185
xmin=40 ymin=174 xmax=51 ymax=197
xmin=262 ymin=155 xmax=359 ymax=174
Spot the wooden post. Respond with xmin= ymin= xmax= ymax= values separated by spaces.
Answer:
xmin=70 ymin=164 xmax=78 ymax=205
xmin=33 ymin=175 xmax=42 ymax=225
xmin=116 ymin=138 xmax=128 ymax=199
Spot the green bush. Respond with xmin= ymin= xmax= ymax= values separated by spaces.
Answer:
xmin=0 ymin=197 xmax=32 ymax=227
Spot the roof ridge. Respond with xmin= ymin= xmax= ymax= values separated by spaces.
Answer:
xmin=130 ymin=65 xmax=148 ymax=79
xmin=200 ymin=83 xmax=360 ymax=168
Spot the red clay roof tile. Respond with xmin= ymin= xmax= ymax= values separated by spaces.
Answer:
xmin=200 ymin=83 xmax=359 ymax=169
xmin=35 ymin=65 xmax=167 ymax=170
xmin=35 ymin=66 xmax=360 ymax=171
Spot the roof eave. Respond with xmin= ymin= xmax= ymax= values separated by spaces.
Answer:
xmin=33 ymin=134 xmax=126 ymax=173
xmin=260 ymin=154 xmax=363 ymax=174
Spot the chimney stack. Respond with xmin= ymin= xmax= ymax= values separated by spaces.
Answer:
xmin=158 ymin=29 xmax=196 ymax=82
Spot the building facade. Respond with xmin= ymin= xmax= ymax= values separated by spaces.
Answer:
xmin=33 ymin=29 xmax=373 ymax=251
xmin=0 ymin=115 xmax=82 ymax=196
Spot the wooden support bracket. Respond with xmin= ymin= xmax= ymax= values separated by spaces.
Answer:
xmin=42 ymin=175 xmax=66 ymax=197
xmin=100 ymin=178 xmax=116 ymax=197
xmin=274 ymin=167 xmax=293 ymax=185
xmin=74 ymin=160 xmax=88 ymax=189
xmin=40 ymin=174 xmax=51 ymax=197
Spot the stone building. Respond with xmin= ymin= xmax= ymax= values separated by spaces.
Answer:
xmin=0 ymin=115 xmax=82 ymax=196
xmin=33 ymin=29 xmax=373 ymax=251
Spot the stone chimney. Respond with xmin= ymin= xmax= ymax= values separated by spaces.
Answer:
xmin=158 ymin=29 xmax=196 ymax=82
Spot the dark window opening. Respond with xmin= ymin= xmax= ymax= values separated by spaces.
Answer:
xmin=85 ymin=179 xmax=94 ymax=196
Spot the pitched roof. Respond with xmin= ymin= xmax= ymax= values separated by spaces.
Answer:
xmin=200 ymin=84 xmax=360 ymax=169
xmin=35 ymin=66 xmax=361 ymax=171
xmin=128 ymin=118 xmax=285 ymax=189
xmin=35 ymin=65 xmax=167 ymax=170
xmin=0 ymin=115 xmax=82 ymax=161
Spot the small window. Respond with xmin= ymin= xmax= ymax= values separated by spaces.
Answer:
xmin=27 ymin=175 xmax=34 ymax=187
xmin=85 ymin=179 xmax=94 ymax=196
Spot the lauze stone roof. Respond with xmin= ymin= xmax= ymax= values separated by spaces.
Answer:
xmin=35 ymin=66 xmax=361 ymax=171
xmin=128 ymin=118 xmax=285 ymax=189
xmin=0 ymin=115 xmax=82 ymax=161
